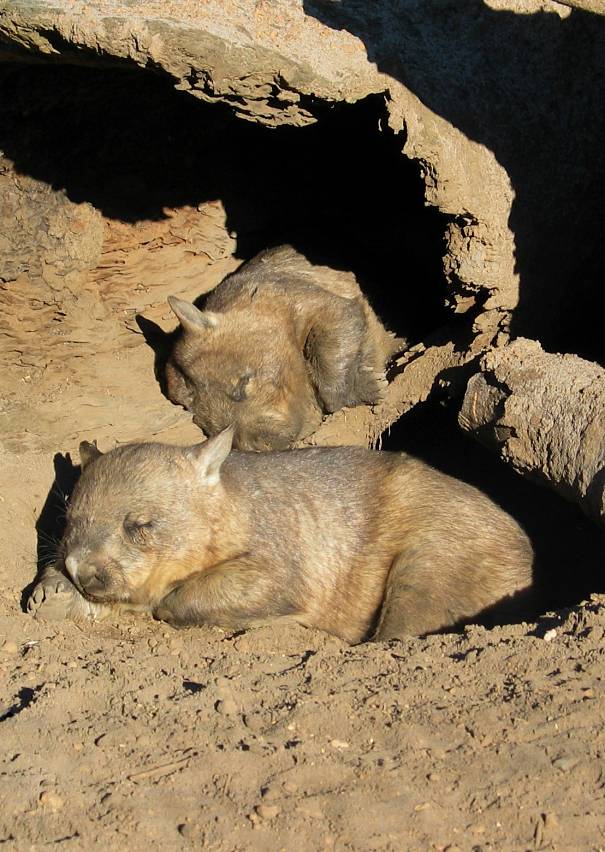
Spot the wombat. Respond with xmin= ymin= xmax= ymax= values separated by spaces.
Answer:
xmin=27 ymin=430 xmax=534 ymax=641
xmin=164 ymin=245 xmax=401 ymax=451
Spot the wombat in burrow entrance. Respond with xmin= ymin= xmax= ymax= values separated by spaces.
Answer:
xmin=164 ymin=245 xmax=401 ymax=451
xmin=27 ymin=429 xmax=534 ymax=641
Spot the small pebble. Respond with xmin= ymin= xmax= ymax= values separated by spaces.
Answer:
xmin=256 ymin=804 xmax=281 ymax=820
xmin=261 ymin=785 xmax=280 ymax=801
xmin=329 ymin=739 xmax=349 ymax=750
xmin=215 ymin=697 xmax=238 ymax=716
xmin=39 ymin=791 xmax=64 ymax=811
xmin=543 ymin=629 xmax=557 ymax=642
xmin=552 ymin=755 xmax=580 ymax=772
xmin=296 ymin=801 xmax=323 ymax=819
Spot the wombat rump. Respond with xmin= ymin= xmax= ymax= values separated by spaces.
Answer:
xmin=165 ymin=245 xmax=400 ymax=451
xmin=29 ymin=429 xmax=534 ymax=642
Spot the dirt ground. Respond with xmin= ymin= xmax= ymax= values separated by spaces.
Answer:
xmin=2 ymin=584 xmax=605 ymax=850
xmin=2 ymin=67 xmax=605 ymax=851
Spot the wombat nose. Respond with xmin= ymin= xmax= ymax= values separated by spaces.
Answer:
xmin=77 ymin=564 xmax=106 ymax=595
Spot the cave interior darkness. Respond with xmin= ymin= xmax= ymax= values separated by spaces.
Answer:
xmin=2 ymin=61 xmax=604 ymax=625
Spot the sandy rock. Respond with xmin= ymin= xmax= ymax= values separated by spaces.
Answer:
xmin=460 ymin=338 xmax=605 ymax=528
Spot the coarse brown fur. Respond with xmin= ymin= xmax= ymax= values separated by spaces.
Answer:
xmin=164 ymin=245 xmax=401 ymax=450
xmin=28 ymin=430 xmax=534 ymax=642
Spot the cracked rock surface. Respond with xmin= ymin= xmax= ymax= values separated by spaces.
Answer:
xmin=460 ymin=338 xmax=605 ymax=528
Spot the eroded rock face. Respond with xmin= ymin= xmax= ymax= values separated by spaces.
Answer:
xmin=459 ymin=339 xmax=605 ymax=529
xmin=0 ymin=157 xmax=104 ymax=284
xmin=552 ymin=0 xmax=605 ymax=13
xmin=0 ymin=155 xmax=105 ymax=370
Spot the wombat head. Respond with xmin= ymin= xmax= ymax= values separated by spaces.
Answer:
xmin=62 ymin=430 xmax=234 ymax=606
xmin=165 ymin=296 xmax=322 ymax=451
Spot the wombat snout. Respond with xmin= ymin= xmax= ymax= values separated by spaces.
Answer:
xmin=65 ymin=553 xmax=108 ymax=598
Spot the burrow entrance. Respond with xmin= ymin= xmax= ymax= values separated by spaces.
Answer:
xmin=0 ymin=63 xmax=450 ymax=342
xmin=1 ymin=62 xmax=603 ymax=624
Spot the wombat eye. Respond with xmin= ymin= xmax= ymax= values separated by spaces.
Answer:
xmin=123 ymin=517 xmax=154 ymax=537
xmin=229 ymin=371 xmax=255 ymax=402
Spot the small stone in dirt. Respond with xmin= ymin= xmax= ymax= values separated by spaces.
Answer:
xmin=552 ymin=755 xmax=580 ymax=772
xmin=256 ymin=804 xmax=281 ymax=820
xmin=296 ymin=800 xmax=323 ymax=819
xmin=543 ymin=629 xmax=557 ymax=642
xmin=215 ymin=697 xmax=238 ymax=715
xmin=261 ymin=785 xmax=280 ymax=801
xmin=39 ymin=791 xmax=64 ymax=811
xmin=283 ymin=781 xmax=298 ymax=794
xmin=330 ymin=739 xmax=349 ymax=749
xmin=178 ymin=822 xmax=193 ymax=837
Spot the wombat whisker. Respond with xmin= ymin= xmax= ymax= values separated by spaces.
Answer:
xmin=50 ymin=483 xmax=71 ymax=504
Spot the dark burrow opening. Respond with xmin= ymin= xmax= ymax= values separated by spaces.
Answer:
xmin=0 ymin=62 xmax=451 ymax=345
xmin=2 ymin=61 xmax=603 ymax=630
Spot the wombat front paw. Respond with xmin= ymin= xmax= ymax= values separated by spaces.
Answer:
xmin=27 ymin=577 xmax=79 ymax=622
xmin=355 ymin=366 xmax=389 ymax=404
xmin=152 ymin=606 xmax=189 ymax=630
xmin=152 ymin=605 xmax=172 ymax=624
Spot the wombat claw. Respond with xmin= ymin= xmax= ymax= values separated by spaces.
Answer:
xmin=27 ymin=574 xmax=108 ymax=623
xmin=356 ymin=366 xmax=389 ymax=403
xmin=27 ymin=577 xmax=78 ymax=622
xmin=152 ymin=604 xmax=187 ymax=630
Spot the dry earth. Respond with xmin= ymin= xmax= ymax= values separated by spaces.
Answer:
xmin=2 ymin=585 xmax=605 ymax=849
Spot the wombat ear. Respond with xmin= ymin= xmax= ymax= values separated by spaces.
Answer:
xmin=79 ymin=440 xmax=103 ymax=470
xmin=168 ymin=296 xmax=219 ymax=334
xmin=187 ymin=426 xmax=234 ymax=486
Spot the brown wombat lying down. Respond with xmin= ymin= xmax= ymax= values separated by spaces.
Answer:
xmin=165 ymin=245 xmax=401 ymax=451
xmin=28 ymin=429 xmax=534 ymax=642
